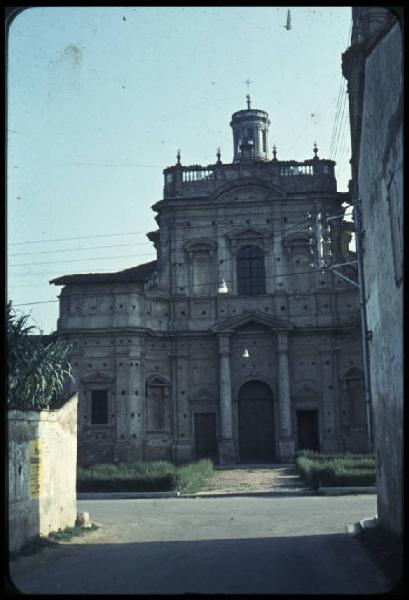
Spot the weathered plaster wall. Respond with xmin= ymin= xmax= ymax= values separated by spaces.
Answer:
xmin=8 ymin=394 xmax=78 ymax=553
xmin=357 ymin=22 xmax=403 ymax=536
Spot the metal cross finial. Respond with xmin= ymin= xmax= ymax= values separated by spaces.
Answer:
xmin=245 ymin=78 xmax=252 ymax=109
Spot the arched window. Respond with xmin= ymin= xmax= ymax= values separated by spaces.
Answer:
xmin=237 ymin=245 xmax=266 ymax=295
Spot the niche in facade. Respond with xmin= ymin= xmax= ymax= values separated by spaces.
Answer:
xmin=145 ymin=376 xmax=170 ymax=432
xmin=283 ymin=233 xmax=312 ymax=293
xmin=339 ymin=367 xmax=366 ymax=427
xmin=184 ymin=239 xmax=217 ymax=297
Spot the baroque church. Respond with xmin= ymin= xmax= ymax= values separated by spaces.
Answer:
xmin=52 ymin=97 xmax=368 ymax=466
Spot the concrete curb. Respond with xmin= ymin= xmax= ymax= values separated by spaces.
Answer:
xmin=346 ymin=516 xmax=378 ymax=536
xmin=77 ymin=491 xmax=180 ymax=500
xmin=182 ymin=489 xmax=315 ymax=498
xmin=318 ymin=486 xmax=377 ymax=495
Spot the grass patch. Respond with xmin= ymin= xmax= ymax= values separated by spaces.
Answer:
xmin=9 ymin=524 xmax=99 ymax=560
xmin=48 ymin=524 xmax=98 ymax=542
xmin=176 ymin=459 xmax=215 ymax=494
xmin=77 ymin=459 xmax=214 ymax=494
xmin=295 ymin=451 xmax=376 ymax=489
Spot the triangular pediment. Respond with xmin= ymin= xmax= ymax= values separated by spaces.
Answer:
xmin=293 ymin=383 xmax=319 ymax=398
xmin=81 ymin=371 xmax=115 ymax=384
xmin=339 ymin=366 xmax=363 ymax=380
xmin=190 ymin=387 xmax=214 ymax=403
xmin=211 ymin=310 xmax=293 ymax=333
xmin=226 ymin=226 xmax=270 ymax=240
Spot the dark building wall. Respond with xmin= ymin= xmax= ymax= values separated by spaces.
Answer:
xmin=343 ymin=9 xmax=402 ymax=536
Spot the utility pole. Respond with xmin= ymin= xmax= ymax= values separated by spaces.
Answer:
xmin=307 ymin=205 xmax=373 ymax=448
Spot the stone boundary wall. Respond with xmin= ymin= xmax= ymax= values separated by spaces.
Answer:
xmin=8 ymin=393 xmax=78 ymax=553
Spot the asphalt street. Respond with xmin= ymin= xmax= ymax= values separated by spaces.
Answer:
xmin=9 ymin=495 xmax=391 ymax=594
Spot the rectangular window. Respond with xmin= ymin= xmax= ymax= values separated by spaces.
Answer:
xmin=91 ymin=390 xmax=108 ymax=424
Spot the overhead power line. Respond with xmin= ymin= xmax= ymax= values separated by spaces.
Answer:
xmin=9 ymin=241 xmax=153 ymax=257
xmin=9 ymin=253 xmax=155 ymax=268
xmin=9 ymin=231 xmax=147 ymax=246
xmin=11 ymin=260 xmax=357 ymax=307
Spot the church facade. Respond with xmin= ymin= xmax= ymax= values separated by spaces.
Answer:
xmin=52 ymin=98 xmax=368 ymax=466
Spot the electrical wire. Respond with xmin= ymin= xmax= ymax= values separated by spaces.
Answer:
xmin=9 ymin=215 xmax=312 ymax=273
xmin=9 ymin=231 xmax=148 ymax=246
xmin=9 ymin=241 xmax=154 ymax=257
xmin=11 ymin=257 xmax=358 ymax=306
xmin=9 ymin=253 xmax=155 ymax=269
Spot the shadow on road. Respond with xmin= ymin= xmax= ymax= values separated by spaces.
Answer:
xmin=8 ymin=532 xmax=396 ymax=595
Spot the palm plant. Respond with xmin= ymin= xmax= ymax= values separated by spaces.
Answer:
xmin=7 ymin=301 xmax=73 ymax=410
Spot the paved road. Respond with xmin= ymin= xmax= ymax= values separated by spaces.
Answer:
xmin=9 ymin=495 xmax=391 ymax=594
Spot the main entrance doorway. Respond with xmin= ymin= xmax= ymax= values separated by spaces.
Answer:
xmin=238 ymin=381 xmax=275 ymax=463
xmin=194 ymin=413 xmax=218 ymax=463
xmin=296 ymin=410 xmax=320 ymax=452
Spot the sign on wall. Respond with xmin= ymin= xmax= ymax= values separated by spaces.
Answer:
xmin=29 ymin=440 xmax=43 ymax=498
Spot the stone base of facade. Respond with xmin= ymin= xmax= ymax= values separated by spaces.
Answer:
xmin=113 ymin=442 xmax=131 ymax=463
xmin=278 ymin=438 xmax=296 ymax=462
xmin=172 ymin=441 xmax=193 ymax=464
xmin=321 ymin=435 xmax=342 ymax=454
xmin=219 ymin=439 xmax=236 ymax=464
xmin=128 ymin=441 xmax=144 ymax=462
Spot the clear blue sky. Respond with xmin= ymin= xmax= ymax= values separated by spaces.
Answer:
xmin=7 ymin=6 xmax=352 ymax=333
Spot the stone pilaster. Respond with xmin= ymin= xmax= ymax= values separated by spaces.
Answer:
xmin=172 ymin=344 xmax=193 ymax=463
xmin=218 ymin=334 xmax=235 ymax=463
xmin=320 ymin=348 xmax=340 ymax=453
xmin=113 ymin=350 xmax=130 ymax=462
xmin=277 ymin=332 xmax=295 ymax=461
xmin=128 ymin=350 xmax=144 ymax=460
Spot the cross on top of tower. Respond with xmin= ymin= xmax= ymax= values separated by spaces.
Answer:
xmin=245 ymin=78 xmax=252 ymax=109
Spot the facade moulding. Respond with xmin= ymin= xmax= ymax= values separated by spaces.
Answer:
xmin=211 ymin=310 xmax=294 ymax=334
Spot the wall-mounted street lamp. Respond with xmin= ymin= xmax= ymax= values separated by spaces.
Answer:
xmin=218 ymin=279 xmax=229 ymax=294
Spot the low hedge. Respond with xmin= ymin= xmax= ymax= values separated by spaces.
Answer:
xmin=296 ymin=454 xmax=376 ymax=489
xmin=77 ymin=459 xmax=214 ymax=493
xmin=77 ymin=474 xmax=178 ymax=492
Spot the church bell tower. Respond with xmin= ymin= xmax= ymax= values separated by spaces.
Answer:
xmin=230 ymin=95 xmax=271 ymax=162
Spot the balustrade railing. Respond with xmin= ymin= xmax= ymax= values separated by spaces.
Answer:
xmin=280 ymin=164 xmax=314 ymax=176
xmin=182 ymin=168 xmax=215 ymax=182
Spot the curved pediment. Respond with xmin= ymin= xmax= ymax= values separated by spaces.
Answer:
xmin=211 ymin=310 xmax=294 ymax=333
xmin=282 ymin=231 xmax=310 ymax=249
xmin=210 ymin=178 xmax=287 ymax=203
xmin=81 ymin=371 xmax=115 ymax=384
xmin=183 ymin=238 xmax=217 ymax=253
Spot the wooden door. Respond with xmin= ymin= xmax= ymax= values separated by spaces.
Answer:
xmin=296 ymin=410 xmax=320 ymax=452
xmin=194 ymin=413 xmax=218 ymax=463
xmin=238 ymin=381 xmax=275 ymax=463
